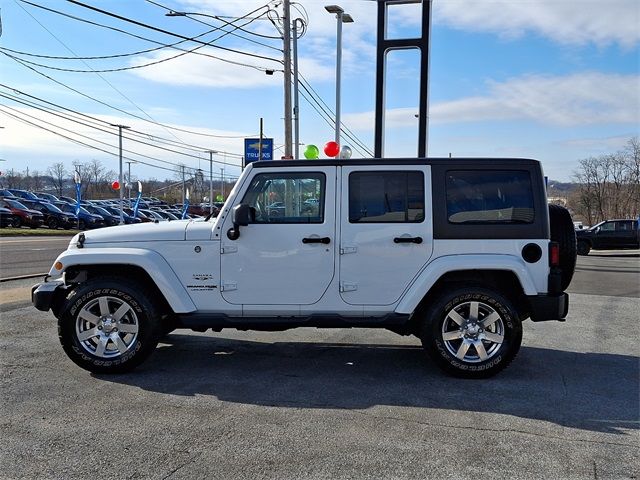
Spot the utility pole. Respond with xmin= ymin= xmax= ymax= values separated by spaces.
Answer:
xmin=111 ymin=124 xmax=130 ymax=225
xmin=206 ymin=150 xmax=217 ymax=215
xmin=292 ymin=18 xmax=303 ymax=160
xmin=180 ymin=165 xmax=186 ymax=206
xmin=283 ymin=0 xmax=293 ymax=158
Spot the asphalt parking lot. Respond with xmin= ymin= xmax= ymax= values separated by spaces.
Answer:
xmin=1 ymin=249 xmax=638 ymax=479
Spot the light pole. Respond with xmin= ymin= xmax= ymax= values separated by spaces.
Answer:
xmin=325 ymin=5 xmax=353 ymax=145
xmin=220 ymin=167 xmax=225 ymax=201
xmin=111 ymin=124 xmax=130 ymax=225
xmin=125 ymin=161 xmax=135 ymax=201
xmin=206 ymin=150 xmax=217 ymax=215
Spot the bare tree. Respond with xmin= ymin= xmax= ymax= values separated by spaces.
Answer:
xmin=85 ymin=159 xmax=104 ymax=197
xmin=31 ymin=170 xmax=43 ymax=191
xmin=48 ymin=163 xmax=67 ymax=197
xmin=572 ymin=137 xmax=640 ymax=223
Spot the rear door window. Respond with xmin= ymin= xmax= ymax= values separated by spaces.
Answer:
xmin=349 ymin=171 xmax=424 ymax=223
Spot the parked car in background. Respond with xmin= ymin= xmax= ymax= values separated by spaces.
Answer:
xmin=57 ymin=195 xmax=77 ymax=204
xmin=576 ymin=219 xmax=640 ymax=255
xmin=55 ymin=202 xmax=105 ymax=230
xmin=35 ymin=192 xmax=60 ymax=203
xmin=139 ymin=209 xmax=164 ymax=221
xmin=152 ymin=209 xmax=179 ymax=221
xmin=83 ymin=205 xmax=120 ymax=226
xmin=103 ymin=206 xmax=141 ymax=224
xmin=0 ymin=189 xmax=17 ymax=198
xmin=7 ymin=189 xmax=40 ymax=201
xmin=0 ymin=207 xmax=19 ymax=227
xmin=0 ymin=198 xmax=45 ymax=228
xmin=20 ymin=199 xmax=76 ymax=230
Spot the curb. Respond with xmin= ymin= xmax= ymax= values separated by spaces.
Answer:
xmin=0 ymin=273 xmax=47 ymax=283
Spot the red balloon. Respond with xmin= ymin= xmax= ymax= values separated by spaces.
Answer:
xmin=111 ymin=181 xmax=120 ymax=190
xmin=324 ymin=141 xmax=340 ymax=158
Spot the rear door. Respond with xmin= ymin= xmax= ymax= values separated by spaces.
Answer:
xmin=338 ymin=165 xmax=433 ymax=305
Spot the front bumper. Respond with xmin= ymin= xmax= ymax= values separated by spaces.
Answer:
xmin=31 ymin=279 xmax=66 ymax=312
xmin=528 ymin=293 xmax=569 ymax=322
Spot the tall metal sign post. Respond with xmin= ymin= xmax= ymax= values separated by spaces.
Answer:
xmin=374 ymin=0 xmax=432 ymax=158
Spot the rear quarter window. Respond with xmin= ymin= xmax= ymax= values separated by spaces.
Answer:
xmin=446 ymin=170 xmax=534 ymax=224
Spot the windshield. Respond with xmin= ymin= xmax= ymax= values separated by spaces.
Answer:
xmin=44 ymin=203 xmax=63 ymax=213
xmin=94 ymin=207 xmax=112 ymax=216
xmin=5 ymin=199 xmax=28 ymax=209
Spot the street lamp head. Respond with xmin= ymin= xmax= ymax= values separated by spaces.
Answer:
xmin=342 ymin=13 xmax=354 ymax=23
xmin=324 ymin=5 xmax=344 ymax=14
xmin=165 ymin=11 xmax=187 ymax=17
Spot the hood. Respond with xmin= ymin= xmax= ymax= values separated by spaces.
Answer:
xmin=79 ymin=220 xmax=190 ymax=244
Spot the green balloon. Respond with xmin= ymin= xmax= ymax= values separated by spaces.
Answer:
xmin=304 ymin=144 xmax=319 ymax=159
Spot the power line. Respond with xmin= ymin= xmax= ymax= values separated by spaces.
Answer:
xmin=60 ymin=0 xmax=283 ymax=64
xmin=298 ymin=80 xmax=373 ymax=157
xmin=0 ymin=103 xmax=216 ymax=172
xmin=0 ymin=84 xmax=242 ymax=154
xmin=18 ymin=0 xmax=281 ymax=72
xmin=3 ymin=55 xmax=255 ymax=140
xmin=0 ymin=88 xmax=245 ymax=165
xmin=0 ymin=104 xmax=241 ymax=179
xmin=0 ymin=29 xmax=229 ymax=60
xmin=145 ymin=0 xmax=284 ymax=45
xmin=14 ymin=0 xmax=194 ymax=149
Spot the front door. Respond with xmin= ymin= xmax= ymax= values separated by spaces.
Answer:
xmin=339 ymin=166 xmax=433 ymax=305
xmin=220 ymin=167 xmax=336 ymax=305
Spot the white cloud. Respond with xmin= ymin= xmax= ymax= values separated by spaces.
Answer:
xmin=129 ymin=47 xmax=334 ymax=88
xmin=343 ymin=73 xmax=640 ymax=129
xmin=434 ymin=0 xmax=639 ymax=48
xmin=181 ymin=0 xmax=639 ymax=50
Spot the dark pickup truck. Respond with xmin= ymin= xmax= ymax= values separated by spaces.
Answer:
xmin=576 ymin=219 xmax=640 ymax=255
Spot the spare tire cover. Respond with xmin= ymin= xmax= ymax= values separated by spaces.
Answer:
xmin=548 ymin=204 xmax=577 ymax=291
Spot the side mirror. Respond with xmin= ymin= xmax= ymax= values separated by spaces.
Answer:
xmin=227 ymin=204 xmax=255 ymax=240
xmin=595 ymin=226 xmax=601 ymax=234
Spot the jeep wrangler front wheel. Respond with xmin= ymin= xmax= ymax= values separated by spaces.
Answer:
xmin=58 ymin=278 xmax=162 ymax=374
xmin=420 ymin=287 xmax=522 ymax=378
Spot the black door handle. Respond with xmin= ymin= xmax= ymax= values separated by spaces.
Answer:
xmin=302 ymin=237 xmax=331 ymax=244
xmin=394 ymin=236 xmax=423 ymax=244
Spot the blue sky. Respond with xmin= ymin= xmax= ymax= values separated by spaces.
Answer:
xmin=0 ymin=0 xmax=638 ymax=184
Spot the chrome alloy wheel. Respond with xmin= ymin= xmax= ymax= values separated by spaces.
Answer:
xmin=75 ymin=296 xmax=139 ymax=358
xmin=441 ymin=300 xmax=505 ymax=363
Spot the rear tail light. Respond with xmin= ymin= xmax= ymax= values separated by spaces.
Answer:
xmin=549 ymin=242 xmax=560 ymax=267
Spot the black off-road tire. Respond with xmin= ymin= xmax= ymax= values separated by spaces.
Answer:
xmin=577 ymin=240 xmax=591 ymax=256
xmin=58 ymin=277 xmax=162 ymax=374
xmin=548 ymin=204 xmax=577 ymax=291
xmin=420 ymin=287 xmax=523 ymax=379
xmin=47 ymin=217 xmax=59 ymax=230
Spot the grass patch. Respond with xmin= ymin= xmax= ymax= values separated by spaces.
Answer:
xmin=0 ymin=227 xmax=81 ymax=237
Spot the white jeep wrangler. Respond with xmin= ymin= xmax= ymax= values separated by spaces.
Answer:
xmin=32 ymin=158 xmax=576 ymax=378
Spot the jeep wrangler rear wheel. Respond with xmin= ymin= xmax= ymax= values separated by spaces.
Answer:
xmin=420 ymin=287 xmax=522 ymax=378
xmin=58 ymin=278 xmax=162 ymax=374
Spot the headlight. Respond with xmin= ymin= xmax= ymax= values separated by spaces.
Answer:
xmin=26 ymin=214 xmax=32 ymax=220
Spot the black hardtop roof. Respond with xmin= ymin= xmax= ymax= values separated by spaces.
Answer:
xmin=251 ymin=157 xmax=541 ymax=168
